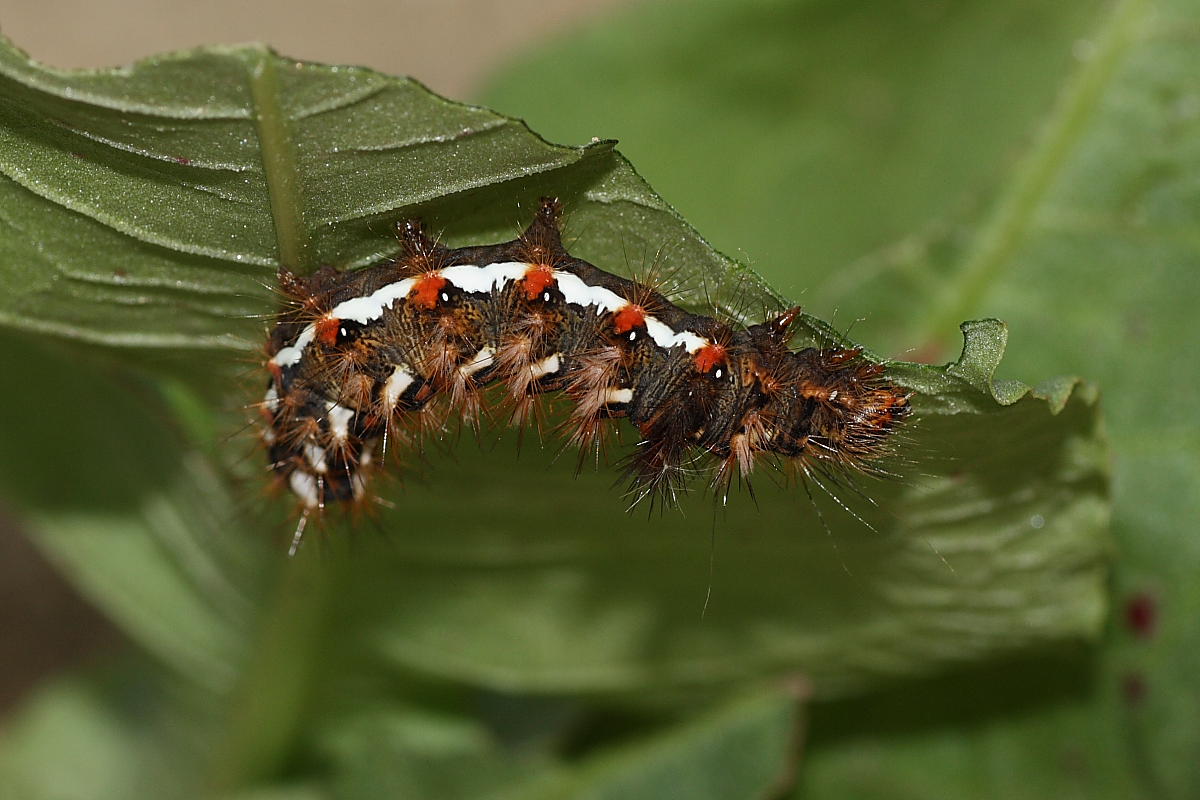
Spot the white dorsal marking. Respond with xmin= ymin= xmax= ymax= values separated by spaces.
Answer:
xmin=272 ymin=262 xmax=710 ymax=369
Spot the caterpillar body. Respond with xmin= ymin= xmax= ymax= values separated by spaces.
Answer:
xmin=261 ymin=198 xmax=909 ymax=540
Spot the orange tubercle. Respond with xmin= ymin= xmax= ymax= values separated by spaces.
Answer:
xmin=315 ymin=316 xmax=342 ymax=346
xmin=693 ymin=343 xmax=727 ymax=373
xmin=522 ymin=263 xmax=556 ymax=300
xmin=612 ymin=304 xmax=646 ymax=334
xmin=410 ymin=272 xmax=447 ymax=310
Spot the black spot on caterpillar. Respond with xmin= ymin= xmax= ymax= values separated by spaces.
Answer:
xmin=260 ymin=198 xmax=910 ymax=550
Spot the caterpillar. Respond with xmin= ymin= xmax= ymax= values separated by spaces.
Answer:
xmin=260 ymin=198 xmax=909 ymax=546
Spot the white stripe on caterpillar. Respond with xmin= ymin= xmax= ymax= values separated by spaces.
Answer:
xmin=271 ymin=263 xmax=711 ymax=369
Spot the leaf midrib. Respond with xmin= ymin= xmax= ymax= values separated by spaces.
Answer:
xmin=249 ymin=50 xmax=309 ymax=271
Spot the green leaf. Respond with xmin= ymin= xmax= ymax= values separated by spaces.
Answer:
xmin=0 ymin=332 xmax=257 ymax=690
xmin=316 ymin=703 xmax=550 ymax=799
xmin=528 ymin=686 xmax=803 ymax=800
xmin=0 ymin=661 xmax=199 ymax=800
xmin=316 ymin=686 xmax=801 ymax=800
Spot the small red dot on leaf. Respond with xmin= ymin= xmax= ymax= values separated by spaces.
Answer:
xmin=1124 ymin=591 xmax=1157 ymax=639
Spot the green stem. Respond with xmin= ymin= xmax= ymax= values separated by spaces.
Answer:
xmin=920 ymin=0 xmax=1148 ymax=342
xmin=205 ymin=545 xmax=331 ymax=794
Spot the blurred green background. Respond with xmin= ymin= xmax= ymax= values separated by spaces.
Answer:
xmin=1 ymin=0 xmax=1197 ymax=798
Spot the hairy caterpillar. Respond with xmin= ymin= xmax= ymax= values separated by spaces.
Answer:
xmin=260 ymin=198 xmax=909 ymax=548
